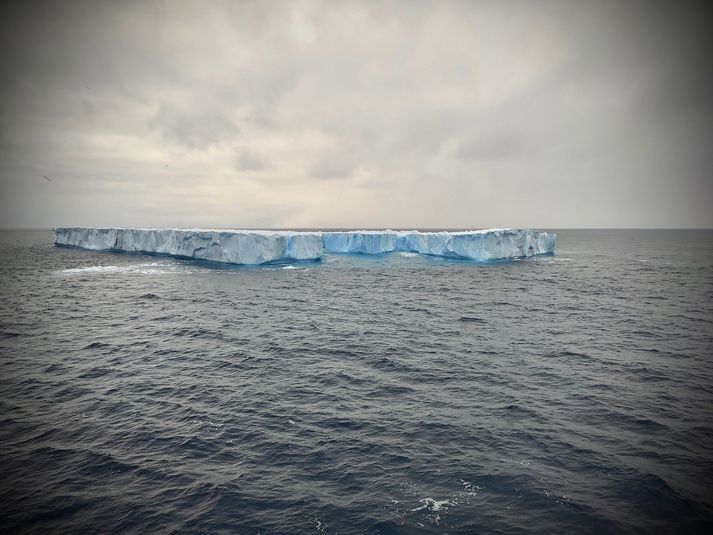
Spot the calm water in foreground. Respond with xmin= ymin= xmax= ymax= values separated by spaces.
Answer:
xmin=1 ymin=230 xmax=712 ymax=533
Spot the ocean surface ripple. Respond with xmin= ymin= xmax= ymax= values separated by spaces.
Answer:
xmin=1 ymin=230 xmax=712 ymax=533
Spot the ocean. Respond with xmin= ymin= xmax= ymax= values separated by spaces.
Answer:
xmin=1 ymin=229 xmax=712 ymax=533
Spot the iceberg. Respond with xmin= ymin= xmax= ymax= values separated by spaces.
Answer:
xmin=323 ymin=229 xmax=556 ymax=261
xmin=394 ymin=229 xmax=556 ymax=261
xmin=53 ymin=228 xmax=323 ymax=265
xmin=53 ymin=228 xmax=555 ymax=265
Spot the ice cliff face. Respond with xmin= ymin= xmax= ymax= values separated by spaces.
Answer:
xmin=322 ymin=229 xmax=556 ymax=261
xmin=53 ymin=228 xmax=323 ymax=265
xmin=322 ymin=231 xmax=398 ymax=255
xmin=397 ymin=229 xmax=556 ymax=261
xmin=54 ymin=228 xmax=556 ymax=265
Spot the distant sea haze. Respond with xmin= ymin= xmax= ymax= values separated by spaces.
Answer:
xmin=0 ymin=229 xmax=712 ymax=532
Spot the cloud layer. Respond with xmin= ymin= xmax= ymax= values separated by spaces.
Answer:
xmin=1 ymin=0 xmax=711 ymax=229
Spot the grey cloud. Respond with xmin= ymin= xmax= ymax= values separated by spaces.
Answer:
xmin=311 ymin=153 xmax=357 ymax=180
xmin=151 ymin=103 xmax=241 ymax=150
xmin=1 ymin=0 xmax=711 ymax=229
xmin=455 ymin=133 xmax=525 ymax=161
xmin=235 ymin=149 xmax=268 ymax=172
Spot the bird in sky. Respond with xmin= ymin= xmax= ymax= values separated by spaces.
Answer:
xmin=42 ymin=175 xmax=52 ymax=182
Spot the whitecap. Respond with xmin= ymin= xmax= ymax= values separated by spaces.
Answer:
xmin=314 ymin=516 xmax=327 ymax=532
xmin=411 ymin=498 xmax=451 ymax=512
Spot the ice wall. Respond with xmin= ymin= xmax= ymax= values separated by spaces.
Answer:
xmin=54 ymin=228 xmax=556 ymax=265
xmin=322 ymin=229 xmax=556 ymax=261
xmin=53 ymin=228 xmax=323 ymax=265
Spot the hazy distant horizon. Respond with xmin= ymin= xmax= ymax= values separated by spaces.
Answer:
xmin=1 ymin=1 xmax=711 ymax=229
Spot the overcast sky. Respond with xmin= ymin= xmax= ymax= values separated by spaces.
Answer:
xmin=1 ymin=0 xmax=711 ymax=229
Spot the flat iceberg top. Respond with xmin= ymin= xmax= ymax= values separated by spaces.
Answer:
xmin=53 ymin=227 xmax=556 ymax=265
xmin=54 ymin=227 xmax=518 ymax=235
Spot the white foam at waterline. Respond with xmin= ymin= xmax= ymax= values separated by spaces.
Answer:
xmin=57 ymin=262 xmax=175 ymax=275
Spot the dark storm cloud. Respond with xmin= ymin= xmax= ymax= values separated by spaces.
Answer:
xmin=0 ymin=0 xmax=711 ymax=229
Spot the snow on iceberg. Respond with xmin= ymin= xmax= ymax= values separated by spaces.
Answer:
xmin=53 ymin=228 xmax=555 ymax=265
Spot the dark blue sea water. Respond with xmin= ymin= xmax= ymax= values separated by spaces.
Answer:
xmin=1 ymin=229 xmax=712 ymax=533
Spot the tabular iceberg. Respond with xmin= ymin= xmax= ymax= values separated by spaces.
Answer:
xmin=53 ymin=228 xmax=323 ymax=265
xmin=53 ymin=228 xmax=555 ymax=265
